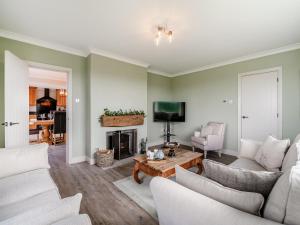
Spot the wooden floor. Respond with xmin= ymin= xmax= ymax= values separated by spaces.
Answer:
xmin=48 ymin=145 xmax=236 ymax=225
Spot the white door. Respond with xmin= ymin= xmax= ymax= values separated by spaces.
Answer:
xmin=4 ymin=51 xmax=29 ymax=147
xmin=240 ymin=69 xmax=280 ymax=141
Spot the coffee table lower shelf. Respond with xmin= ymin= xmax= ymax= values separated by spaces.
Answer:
xmin=132 ymin=150 xmax=203 ymax=184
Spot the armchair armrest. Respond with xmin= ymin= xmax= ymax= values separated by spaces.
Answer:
xmin=150 ymin=177 xmax=281 ymax=225
xmin=0 ymin=143 xmax=50 ymax=179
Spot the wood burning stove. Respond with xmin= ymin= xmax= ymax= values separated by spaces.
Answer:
xmin=106 ymin=129 xmax=137 ymax=160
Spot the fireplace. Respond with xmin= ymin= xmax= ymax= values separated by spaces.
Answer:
xmin=106 ymin=129 xmax=137 ymax=160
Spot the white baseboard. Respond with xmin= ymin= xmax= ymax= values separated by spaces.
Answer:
xmin=222 ymin=149 xmax=238 ymax=156
xmin=86 ymin=156 xmax=95 ymax=165
xmin=69 ymin=155 xmax=87 ymax=164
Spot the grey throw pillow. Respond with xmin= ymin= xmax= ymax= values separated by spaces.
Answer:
xmin=203 ymin=159 xmax=282 ymax=197
xmin=175 ymin=165 xmax=264 ymax=215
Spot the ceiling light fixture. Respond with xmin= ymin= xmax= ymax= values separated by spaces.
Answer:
xmin=154 ymin=25 xmax=173 ymax=46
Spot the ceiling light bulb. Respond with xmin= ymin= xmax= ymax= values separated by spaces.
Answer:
xmin=168 ymin=31 xmax=173 ymax=43
xmin=157 ymin=27 xmax=163 ymax=37
xmin=155 ymin=35 xmax=160 ymax=46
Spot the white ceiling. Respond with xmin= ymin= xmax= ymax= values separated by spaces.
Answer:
xmin=29 ymin=68 xmax=67 ymax=82
xmin=29 ymin=67 xmax=67 ymax=89
xmin=1 ymin=0 xmax=300 ymax=75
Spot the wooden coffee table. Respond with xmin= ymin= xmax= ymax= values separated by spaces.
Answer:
xmin=132 ymin=148 xmax=203 ymax=184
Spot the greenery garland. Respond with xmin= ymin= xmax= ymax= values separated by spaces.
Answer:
xmin=101 ymin=108 xmax=146 ymax=117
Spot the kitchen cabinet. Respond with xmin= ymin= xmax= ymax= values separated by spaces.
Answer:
xmin=56 ymin=89 xmax=67 ymax=107
xmin=29 ymin=86 xmax=37 ymax=106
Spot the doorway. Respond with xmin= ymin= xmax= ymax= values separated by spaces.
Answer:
xmin=3 ymin=51 xmax=73 ymax=164
xmin=28 ymin=66 xmax=70 ymax=164
xmin=238 ymin=67 xmax=282 ymax=147
xmin=28 ymin=62 xmax=72 ymax=164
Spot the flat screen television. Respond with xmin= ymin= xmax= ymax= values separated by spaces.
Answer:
xmin=153 ymin=101 xmax=185 ymax=122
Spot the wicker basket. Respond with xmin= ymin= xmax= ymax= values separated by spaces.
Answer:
xmin=95 ymin=149 xmax=114 ymax=167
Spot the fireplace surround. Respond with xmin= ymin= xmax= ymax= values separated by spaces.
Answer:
xmin=106 ymin=129 xmax=137 ymax=160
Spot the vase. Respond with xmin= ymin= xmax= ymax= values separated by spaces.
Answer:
xmin=156 ymin=149 xmax=165 ymax=160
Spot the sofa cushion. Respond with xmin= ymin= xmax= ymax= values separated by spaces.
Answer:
xmin=263 ymin=169 xmax=291 ymax=223
xmin=0 ymin=193 xmax=82 ymax=225
xmin=282 ymin=143 xmax=299 ymax=172
xmin=203 ymin=159 xmax=282 ymax=197
xmin=191 ymin=136 xmax=207 ymax=145
xmin=0 ymin=189 xmax=60 ymax=221
xmin=51 ymin=214 xmax=91 ymax=225
xmin=255 ymin=136 xmax=290 ymax=171
xmin=284 ymin=165 xmax=300 ymax=225
xmin=239 ymin=139 xmax=262 ymax=160
xmin=230 ymin=158 xmax=266 ymax=171
xmin=0 ymin=143 xmax=50 ymax=179
xmin=293 ymin=133 xmax=300 ymax=144
xmin=0 ymin=169 xmax=58 ymax=207
xmin=176 ymin=165 xmax=264 ymax=215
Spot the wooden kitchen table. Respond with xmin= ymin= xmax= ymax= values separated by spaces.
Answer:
xmin=34 ymin=120 xmax=54 ymax=143
xmin=132 ymin=148 xmax=203 ymax=184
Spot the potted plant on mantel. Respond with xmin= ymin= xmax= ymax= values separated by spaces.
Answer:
xmin=100 ymin=108 xmax=146 ymax=127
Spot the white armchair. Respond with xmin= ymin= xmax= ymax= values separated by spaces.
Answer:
xmin=191 ymin=122 xmax=225 ymax=158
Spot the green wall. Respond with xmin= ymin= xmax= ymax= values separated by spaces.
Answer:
xmin=147 ymin=73 xmax=172 ymax=144
xmin=0 ymin=37 xmax=87 ymax=158
xmin=172 ymin=49 xmax=300 ymax=152
xmin=88 ymin=54 xmax=148 ymax=159
xmin=1 ymin=36 xmax=299 ymax=157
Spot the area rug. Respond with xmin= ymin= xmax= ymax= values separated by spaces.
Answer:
xmin=113 ymin=168 xmax=197 ymax=220
xmin=113 ymin=174 xmax=159 ymax=220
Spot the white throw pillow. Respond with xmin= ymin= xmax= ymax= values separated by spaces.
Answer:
xmin=0 ymin=143 xmax=50 ymax=179
xmin=201 ymin=126 xmax=213 ymax=137
xmin=0 ymin=193 xmax=82 ymax=225
xmin=194 ymin=131 xmax=201 ymax=137
xmin=239 ymin=139 xmax=262 ymax=160
xmin=255 ymin=136 xmax=290 ymax=171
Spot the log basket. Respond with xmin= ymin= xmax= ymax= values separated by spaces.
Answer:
xmin=95 ymin=149 xmax=114 ymax=167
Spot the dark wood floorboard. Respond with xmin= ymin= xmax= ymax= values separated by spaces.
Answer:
xmin=48 ymin=145 xmax=236 ymax=225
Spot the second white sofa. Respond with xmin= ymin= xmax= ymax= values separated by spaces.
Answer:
xmin=0 ymin=143 xmax=91 ymax=225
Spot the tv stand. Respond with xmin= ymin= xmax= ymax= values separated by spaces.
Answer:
xmin=163 ymin=121 xmax=175 ymax=143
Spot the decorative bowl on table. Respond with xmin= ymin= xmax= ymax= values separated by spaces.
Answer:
xmin=163 ymin=142 xmax=180 ymax=157
xmin=146 ymin=149 xmax=165 ymax=161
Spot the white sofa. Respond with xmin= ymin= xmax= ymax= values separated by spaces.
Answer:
xmin=0 ymin=143 xmax=91 ymax=225
xmin=151 ymin=134 xmax=300 ymax=225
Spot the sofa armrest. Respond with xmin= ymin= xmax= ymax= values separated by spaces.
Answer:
xmin=0 ymin=143 xmax=50 ymax=179
xmin=150 ymin=177 xmax=281 ymax=225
